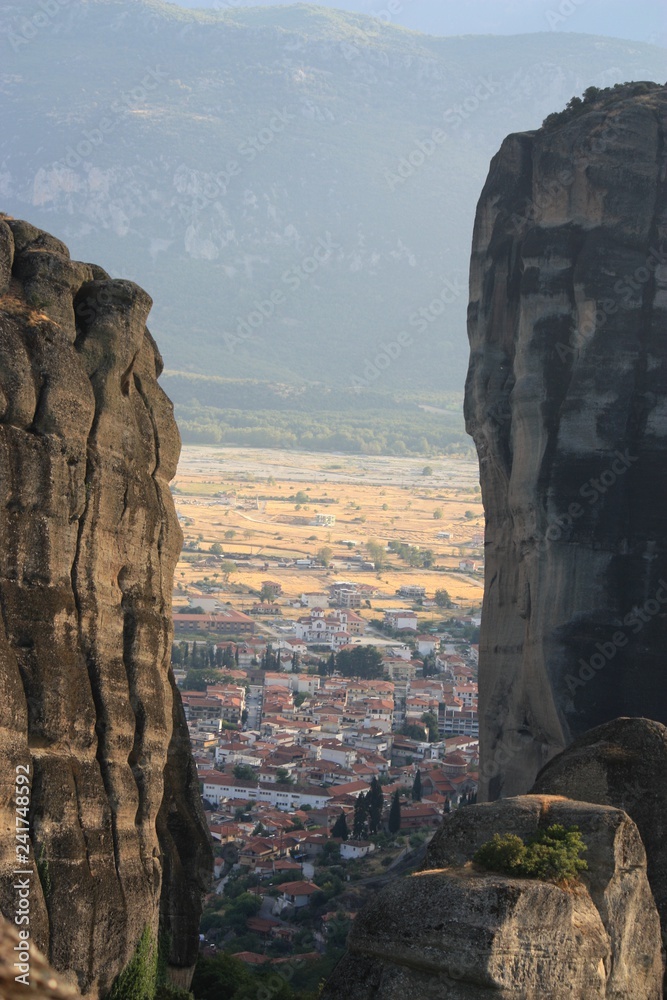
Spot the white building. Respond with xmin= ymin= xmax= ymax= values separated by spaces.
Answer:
xmin=201 ymin=775 xmax=332 ymax=811
xmin=313 ymin=513 xmax=336 ymax=527
xmin=384 ymin=610 xmax=418 ymax=631
xmin=300 ymin=592 xmax=330 ymax=608
xmin=340 ymin=840 xmax=375 ymax=860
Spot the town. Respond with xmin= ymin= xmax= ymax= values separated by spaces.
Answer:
xmin=172 ymin=447 xmax=483 ymax=994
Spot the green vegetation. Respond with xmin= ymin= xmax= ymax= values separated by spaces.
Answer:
xmin=543 ymin=82 xmax=661 ymax=128
xmin=388 ymin=541 xmax=434 ymax=568
xmin=109 ymin=927 xmax=158 ymax=1000
xmin=332 ymin=811 xmax=349 ymax=840
xmin=388 ymin=790 xmax=402 ymax=833
xmin=335 ymin=645 xmax=384 ymax=679
xmin=434 ymin=588 xmax=452 ymax=608
xmin=473 ymin=825 xmax=588 ymax=883
xmin=175 ymin=396 xmax=471 ymax=458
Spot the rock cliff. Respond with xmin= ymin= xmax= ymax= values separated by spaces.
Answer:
xmin=0 ymin=216 xmax=211 ymax=997
xmin=321 ymin=795 xmax=662 ymax=999
xmin=464 ymin=82 xmax=667 ymax=800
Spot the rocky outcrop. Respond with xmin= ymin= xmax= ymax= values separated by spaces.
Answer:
xmin=321 ymin=795 xmax=662 ymax=999
xmin=532 ymin=717 xmax=667 ymax=982
xmin=464 ymin=83 xmax=667 ymax=800
xmin=0 ymin=216 xmax=211 ymax=997
xmin=0 ymin=914 xmax=81 ymax=1000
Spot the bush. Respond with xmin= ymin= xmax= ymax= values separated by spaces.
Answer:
xmin=473 ymin=825 xmax=588 ymax=883
xmin=108 ymin=927 xmax=158 ymax=1000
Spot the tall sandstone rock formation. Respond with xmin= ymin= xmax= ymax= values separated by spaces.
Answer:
xmin=0 ymin=217 xmax=211 ymax=997
xmin=465 ymin=83 xmax=667 ymax=800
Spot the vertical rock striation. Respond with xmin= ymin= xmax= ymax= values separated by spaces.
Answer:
xmin=0 ymin=217 xmax=211 ymax=997
xmin=465 ymin=83 xmax=667 ymax=800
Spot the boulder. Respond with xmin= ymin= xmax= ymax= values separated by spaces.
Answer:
xmin=322 ymin=795 xmax=662 ymax=999
xmin=532 ymin=716 xmax=667 ymax=982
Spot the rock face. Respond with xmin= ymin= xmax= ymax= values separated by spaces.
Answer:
xmin=0 ymin=217 xmax=212 ymax=997
xmin=321 ymin=795 xmax=662 ymax=999
xmin=464 ymin=83 xmax=667 ymax=800
xmin=0 ymin=914 xmax=81 ymax=1000
xmin=532 ymin=717 xmax=667 ymax=980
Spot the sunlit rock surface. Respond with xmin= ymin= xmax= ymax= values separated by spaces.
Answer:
xmin=0 ymin=216 xmax=211 ymax=997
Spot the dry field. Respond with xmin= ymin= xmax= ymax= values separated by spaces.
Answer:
xmin=172 ymin=446 xmax=485 ymax=619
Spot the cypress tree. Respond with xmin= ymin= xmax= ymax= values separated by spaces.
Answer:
xmin=411 ymin=769 xmax=422 ymax=802
xmin=353 ymin=792 xmax=369 ymax=839
xmin=331 ymin=811 xmax=349 ymax=841
xmin=388 ymin=790 xmax=401 ymax=833
xmin=368 ymin=776 xmax=384 ymax=835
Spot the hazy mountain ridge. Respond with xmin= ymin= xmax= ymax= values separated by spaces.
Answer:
xmin=1 ymin=0 xmax=665 ymax=395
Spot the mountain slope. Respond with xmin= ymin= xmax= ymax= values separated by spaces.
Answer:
xmin=1 ymin=0 xmax=665 ymax=394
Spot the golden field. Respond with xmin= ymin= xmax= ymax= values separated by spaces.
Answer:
xmin=172 ymin=447 xmax=485 ymax=619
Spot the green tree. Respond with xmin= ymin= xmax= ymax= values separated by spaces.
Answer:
xmin=433 ymin=508 xmax=443 ymax=519
xmin=275 ymin=767 xmax=293 ymax=785
xmin=474 ymin=826 xmax=588 ymax=883
xmin=411 ymin=770 xmax=422 ymax=802
xmin=108 ymin=927 xmax=157 ymax=1000
xmin=331 ymin=812 xmax=349 ymax=841
xmin=210 ymin=541 xmax=223 ymax=555
xmin=353 ymin=792 xmax=369 ymax=839
xmin=422 ymin=465 xmax=433 ymax=476
xmin=260 ymin=582 xmax=278 ymax=602
xmin=224 ymin=529 xmax=236 ymax=540
xmin=335 ymin=645 xmax=384 ymax=679
xmin=233 ymin=763 xmax=256 ymax=782
xmin=388 ymin=790 xmax=401 ymax=833
xmin=366 ymin=539 xmax=387 ymax=570
xmin=220 ymin=560 xmax=236 ymax=582
xmin=317 ymin=546 xmax=334 ymax=567
xmin=368 ymin=776 xmax=384 ymax=835
xmin=421 ymin=711 xmax=439 ymax=742
xmin=191 ymin=953 xmax=253 ymax=1000
xmin=401 ymin=722 xmax=428 ymax=741
xmin=434 ymin=588 xmax=452 ymax=608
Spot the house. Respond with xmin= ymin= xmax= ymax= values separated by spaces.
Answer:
xmin=458 ymin=559 xmax=477 ymax=573
xmin=313 ymin=513 xmax=336 ymax=526
xmin=275 ymin=881 xmax=320 ymax=913
xmin=173 ymin=609 xmax=256 ymax=635
xmin=400 ymin=803 xmax=443 ymax=829
xmin=188 ymin=597 xmax=220 ymax=613
xmin=384 ymin=610 xmax=418 ymax=631
xmin=300 ymin=591 xmax=330 ymax=608
xmin=340 ymin=839 xmax=375 ymax=860
xmin=397 ymin=585 xmax=426 ymax=599
xmin=383 ymin=658 xmax=420 ymax=682
xmin=417 ymin=635 xmax=437 ymax=656
xmin=329 ymin=583 xmax=362 ymax=608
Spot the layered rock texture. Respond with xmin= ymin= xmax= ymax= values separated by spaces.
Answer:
xmin=532 ymin=717 xmax=667 ymax=982
xmin=0 ymin=217 xmax=211 ymax=997
xmin=322 ymin=794 xmax=662 ymax=999
xmin=464 ymin=83 xmax=667 ymax=800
